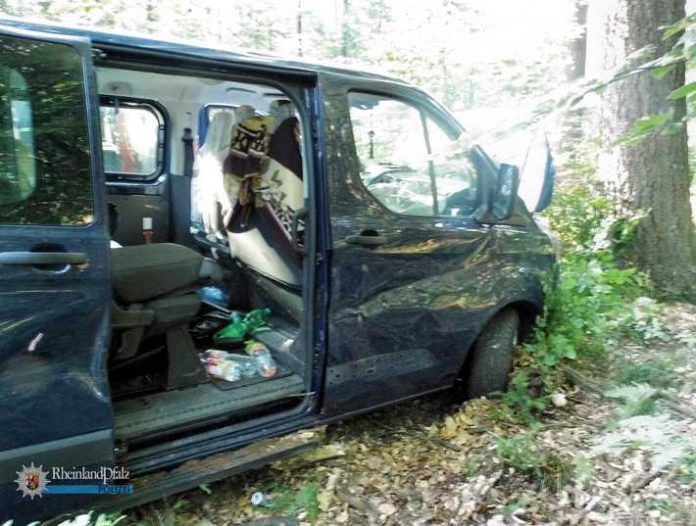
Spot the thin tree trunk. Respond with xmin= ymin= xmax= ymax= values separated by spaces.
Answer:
xmin=561 ymin=0 xmax=589 ymax=175
xmin=598 ymin=0 xmax=696 ymax=297
xmin=566 ymin=0 xmax=588 ymax=81
xmin=297 ymin=0 xmax=303 ymax=57
xmin=341 ymin=0 xmax=350 ymax=58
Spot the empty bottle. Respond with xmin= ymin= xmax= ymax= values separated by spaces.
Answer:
xmin=201 ymin=350 xmax=242 ymax=382
xmin=246 ymin=341 xmax=278 ymax=377
xmin=223 ymin=353 xmax=259 ymax=378
xmin=201 ymin=349 xmax=256 ymax=380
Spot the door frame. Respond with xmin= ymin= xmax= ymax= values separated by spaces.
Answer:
xmin=0 ymin=23 xmax=115 ymax=522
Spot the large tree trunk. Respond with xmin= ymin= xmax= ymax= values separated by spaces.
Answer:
xmin=598 ymin=0 xmax=696 ymax=297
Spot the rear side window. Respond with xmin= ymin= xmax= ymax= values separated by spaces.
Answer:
xmin=100 ymin=100 xmax=164 ymax=179
xmin=198 ymin=105 xmax=237 ymax=146
xmin=0 ymin=36 xmax=94 ymax=225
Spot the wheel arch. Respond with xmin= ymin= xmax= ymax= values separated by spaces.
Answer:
xmin=455 ymin=299 xmax=541 ymax=386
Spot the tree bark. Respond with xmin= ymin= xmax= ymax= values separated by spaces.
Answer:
xmin=561 ymin=0 xmax=589 ymax=174
xmin=598 ymin=0 xmax=696 ymax=297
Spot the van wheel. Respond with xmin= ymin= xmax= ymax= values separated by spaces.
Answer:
xmin=461 ymin=309 xmax=520 ymax=400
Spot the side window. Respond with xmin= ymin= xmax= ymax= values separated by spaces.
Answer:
xmin=199 ymin=105 xmax=237 ymax=146
xmin=100 ymin=101 xmax=163 ymax=179
xmin=426 ymin=118 xmax=479 ymax=217
xmin=348 ymin=92 xmax=479 ymax=217
xmin=0 ymin=36 xmax=93 ymax=225
xmin=349 ymin=93 xmax=433 ymax=216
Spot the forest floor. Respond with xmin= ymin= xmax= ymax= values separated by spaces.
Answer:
xmin=124 ymin=301 xmax=696 ymax=526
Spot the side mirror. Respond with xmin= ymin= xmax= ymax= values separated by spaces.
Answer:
xmin=519 ymin=137 xmax=555 ymax=213
xmin=534 ymin=145 xmax=555 ymax=213
xmin=491 ymin=163 xmax=520 ymax=220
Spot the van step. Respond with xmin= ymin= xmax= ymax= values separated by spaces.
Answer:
xmin=114 ymin=374 xmax=304 ymax=442
xmin=90 ymin=428 xmax=322 ymax=514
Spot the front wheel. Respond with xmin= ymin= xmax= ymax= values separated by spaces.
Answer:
xmin=462 ymin=309 xmax=520 ymax=399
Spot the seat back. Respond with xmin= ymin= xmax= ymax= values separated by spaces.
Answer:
xmin=191 ymin=110 xmax=235 ymax=240
xmin=226 ymin=117 xmax=304 ymax=290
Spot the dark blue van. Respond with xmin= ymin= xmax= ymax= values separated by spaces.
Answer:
xmin=0 ymin=18 xmax=555 ymax=523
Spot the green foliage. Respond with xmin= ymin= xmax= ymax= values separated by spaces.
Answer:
xmin=55 ymin=512 xmax=126 ymax=526
xmin=572 ymin=455 xmax=594 ymax=485
xmin=674 ymin=452 xmax=696 ymax=484
xmin=265 ymin=482 xmax=321 ymax=520
xmin=499 ymin=185 xmax=647 ymax=425
xmin=545 ymin=186 xmax=611 ymax=254
xmin=618 ymin=111 xmax=683 ymax=147
xmin=93 ymin=514 xmax=127 ymax=526
xmin=198 ymin=483 xmax=212 ymax=495
xmin=595 ymin=11 xmax=696 ymax=147
xmin=502 ymin=498 xmax=529 ymax=517
xmin=497 ymin=373 xmax=547 ymax=427
xmin=495 ymin=433 xmax=572 ymax=490
xmin=460 ymin=452 xmax=485 ymax=478
xmin=614 ymin=359 xmax=675 ymax=390
xmin=604 ymin=383 xmax=659 ymax=419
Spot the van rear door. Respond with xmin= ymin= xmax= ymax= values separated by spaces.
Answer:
xmin=0 ymin=25 xmax=114 ymax=522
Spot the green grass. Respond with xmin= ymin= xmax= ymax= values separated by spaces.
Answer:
xmin=614 ymin=359 xmax=675 ymax=390
xmin=675 ymin=453 xmax=696 ymax=484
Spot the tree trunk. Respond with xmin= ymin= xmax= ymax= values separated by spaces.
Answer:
xmin=566 ymin=0 xmax=588 ymax=81
xmin=598 ymin=0 xmax=696 ymax=297
xmin=297 ymin=0 xmax=303 ymax=57
xmin=560 ymin=0 xmax=589 ymax=175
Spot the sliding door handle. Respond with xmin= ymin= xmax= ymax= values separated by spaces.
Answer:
xmin=0 ymin=251 xmax=88 ymax=266
xmin=345 ymin=234 xmax=389 ymax=246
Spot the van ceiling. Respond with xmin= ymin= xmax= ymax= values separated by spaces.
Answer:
xmin=96 ymin=67 xmax=285 ymax=110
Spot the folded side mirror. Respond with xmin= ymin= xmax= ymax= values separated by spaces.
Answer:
xmin=534 ymin=146 xmax=555 ymax=213
xmin=491 ymin=163 xmax=520 ymax=220
xmin=519 ymin=136 xmax=555 ymax=214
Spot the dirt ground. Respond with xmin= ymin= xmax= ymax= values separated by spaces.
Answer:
xmin=124 ymin=302 xmax=696 ymax=526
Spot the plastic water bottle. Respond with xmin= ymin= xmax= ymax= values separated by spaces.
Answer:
xmin=201 ymin=350 xmax=243 ymax=382
xmin=246 ymin=341 xmax=278 ymax=377
xmin=201 ymin=349 xmax=256 ymax=380
xmin=223 ymin=353 xmax=259 ymax=378
xmin=251 ymin=491 xmax=272 ymax=507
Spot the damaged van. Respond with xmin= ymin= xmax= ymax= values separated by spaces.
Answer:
xmin=0 ymin=18 xmax=555 ymax=523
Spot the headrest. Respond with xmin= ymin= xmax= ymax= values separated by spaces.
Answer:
xmin=234 ymin=105 xmax=256 ymax=123
xmin=268 ymin=117 xmax=302 ymax=178
xmin=202 ymin=111 xmax=235 ymax=154
xmin=269 ymin=99 xmax=294 ymax=126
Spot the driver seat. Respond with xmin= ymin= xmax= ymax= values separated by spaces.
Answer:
xmin=110 ymin=243 xmax=221 ymax=389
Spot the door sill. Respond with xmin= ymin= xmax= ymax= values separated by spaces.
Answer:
xmin=114 ymin=374 xmax=304 ymax=445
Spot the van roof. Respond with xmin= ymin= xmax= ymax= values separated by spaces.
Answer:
xmin=0 ymin=16 xmax=411 ymax=85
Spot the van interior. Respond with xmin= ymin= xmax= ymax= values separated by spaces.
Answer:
xmin=95 ymin=62 xmax=311 ymax=453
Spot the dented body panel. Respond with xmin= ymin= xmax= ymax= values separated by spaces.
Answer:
xmin=318 ymin=76 xmax=555 ymax=415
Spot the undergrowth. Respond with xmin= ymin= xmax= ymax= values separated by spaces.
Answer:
xmin=496 ymin=433 xmax=573 ymax=491
xmin=490 ymin=183 xmax=661 ymax=491
xmin=497 ymin=185 xmax=647 ymax=425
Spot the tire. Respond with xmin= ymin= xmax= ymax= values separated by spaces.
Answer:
xmin=463 ymin=309 xmax=520 ymax=399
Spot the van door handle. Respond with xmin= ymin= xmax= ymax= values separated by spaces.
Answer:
xmin=345 ymin=234 xmax=389 ymax=246
xmin=0 ymin=251 xmax=88 ymax=266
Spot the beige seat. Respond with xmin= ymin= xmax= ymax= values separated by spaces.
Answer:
xmin=110 ymin=243 xmax=222 ymax=389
